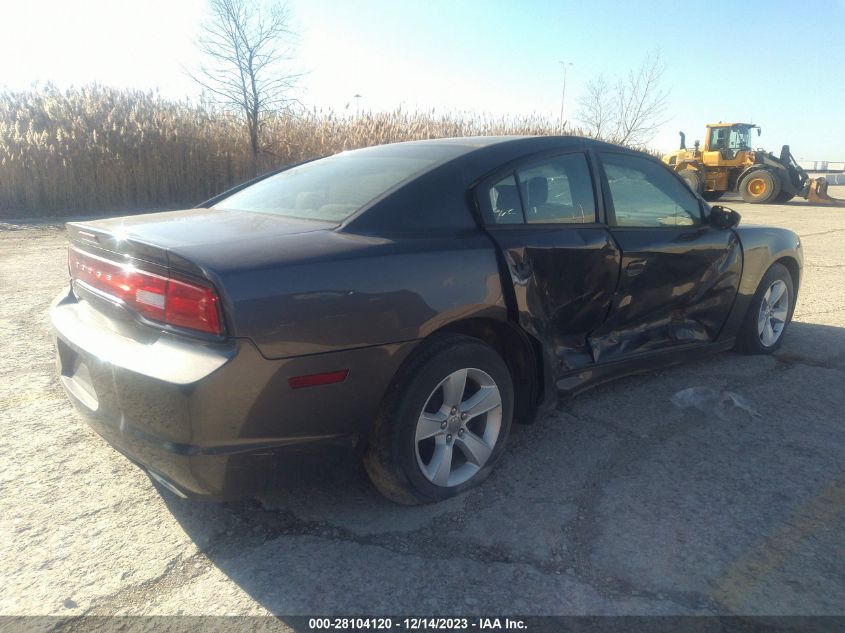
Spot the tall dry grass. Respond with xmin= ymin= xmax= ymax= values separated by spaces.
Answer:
xmin=0 ymin=84 xmax=591 ymax=217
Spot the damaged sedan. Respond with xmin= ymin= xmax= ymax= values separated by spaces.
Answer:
xmin=51 ymin=136 xmax=802 ymax=504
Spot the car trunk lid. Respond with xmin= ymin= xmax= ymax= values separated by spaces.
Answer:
xmin=65 ymin=208 xmax=331 ymax=338
xmin=67 ymin=207 xmax=330 ymax=274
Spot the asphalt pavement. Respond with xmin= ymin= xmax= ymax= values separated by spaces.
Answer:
xmin=1 ymin=190 xmax=843 ymax=620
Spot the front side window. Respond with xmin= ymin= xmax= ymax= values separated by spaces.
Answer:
xmin=601 ymin=153 xmax=701 ymax=228
xmin=710 ymin=127 xmax=728 ymax=151
xmin=729 ymin=126 xmax=752 ymax=151
xmin=517 ymin=153 xmax=596 ymax=224
xmin=216 ymin=151 xmax=437 ymax=222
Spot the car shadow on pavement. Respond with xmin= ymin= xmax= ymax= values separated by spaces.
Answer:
xmin=158 ymin=320 xmax=845 ymax=618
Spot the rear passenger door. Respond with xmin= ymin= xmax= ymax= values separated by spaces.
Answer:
xmin=478 ymin=151 xmax=621 ymax=373
xmin=588 ymin=151 xmax=742 ymax=362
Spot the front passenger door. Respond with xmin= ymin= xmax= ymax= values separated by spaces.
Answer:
xmin=588 ymin=151 xmax=742 ymax=363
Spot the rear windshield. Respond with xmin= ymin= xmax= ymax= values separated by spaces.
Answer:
xmin=214 ymin=151 xmax=437 ymax=222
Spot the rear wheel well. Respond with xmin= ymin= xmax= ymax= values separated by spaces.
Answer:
xmin=435 ymin=318 xmax=543 ymax=424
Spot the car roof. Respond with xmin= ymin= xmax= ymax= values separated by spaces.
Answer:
xmin=358 ymin=134 xmax=595 ymax=154
xmin=342 ymin=135 xmax=636 ymax=235
xmin=346 ymin=135 xmax=625 ymax=170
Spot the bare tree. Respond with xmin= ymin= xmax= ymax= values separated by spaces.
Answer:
xmin=577 ymin=75 xmax=612 ymax=140
xmin=577 ymin=52 xmax=669 ymax=147
xmin=191 ymin=0 xmax=299 ymax=164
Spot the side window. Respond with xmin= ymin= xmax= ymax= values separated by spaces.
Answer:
xmin=516 ymin=153 xmax=596 ymax=224
xmin=709 ymin=127 xmax=724 ymax=150
xmin=488 ymin=174 xmax=524 ymax=224
xmin=601 ymin=153 xmax=701 ymax=228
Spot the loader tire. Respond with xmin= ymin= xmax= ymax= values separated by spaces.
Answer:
xmin=702 ymin=191 xmax=724 ymax=201
xmin=774 ymin=191 xmax=796 ymax=203
xmin=679 ymin=169 xmax=702 ymax=194
xmin=740 ymin=169 xmax=781 ymax=204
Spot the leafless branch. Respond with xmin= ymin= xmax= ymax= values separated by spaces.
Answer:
xmin=190 ymin=0 xmax=299 ymax=166
xmin=577 ymin=52 xmax=669 ymax=147
xmin=577 ymin=75 xmax=613 ymax=140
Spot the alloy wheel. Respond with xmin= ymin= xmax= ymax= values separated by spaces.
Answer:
xmin=414 ymin=368 xmax=502 ymax=487
xmin=757 ymin=279 xmax=789 ymax=347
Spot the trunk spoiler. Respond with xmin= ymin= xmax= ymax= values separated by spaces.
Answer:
xmin=66 ymin=222 xmax=207 ymax=279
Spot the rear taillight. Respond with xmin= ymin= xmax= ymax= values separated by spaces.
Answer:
xmin=164 ymin=278 xmax=221 ymax=334
xmin=68 ymin=246 xmax=223 ymax=336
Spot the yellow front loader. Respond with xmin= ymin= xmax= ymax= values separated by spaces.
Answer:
xmin=663 ymin=123 xmax=841 ymax=205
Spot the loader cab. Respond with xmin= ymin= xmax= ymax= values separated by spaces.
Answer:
xmin=704 ymin=123 xmax=758 ymax=163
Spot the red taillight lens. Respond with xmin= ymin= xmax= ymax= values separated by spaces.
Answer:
xmin=68 ymin=246 xmax=223 ymax=336
xmin=165 ymin=278 xmax=221 ymax=335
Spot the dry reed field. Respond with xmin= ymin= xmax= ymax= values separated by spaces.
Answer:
xmin=0 ymin=85 xmax=584 ymax=218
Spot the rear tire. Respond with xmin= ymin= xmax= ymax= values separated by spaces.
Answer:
xmin=740 ymin=169 xmax=781 ymax=203
xmin=735 ymin=263 xmax=794 ymax=354
xmin=679 ymin=169 xmax=702 ymax=194
xmin=702 ymin=191 xmax=724 ymax=201
xmin=364 ymin=334 xmax=514 ymax=505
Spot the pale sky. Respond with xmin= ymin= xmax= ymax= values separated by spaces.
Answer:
xmin=1 ymin=0 xmax=843 ymax=159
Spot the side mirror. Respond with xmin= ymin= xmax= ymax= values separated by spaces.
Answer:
xmin=709 ymin=205 xmax=741 ymax=230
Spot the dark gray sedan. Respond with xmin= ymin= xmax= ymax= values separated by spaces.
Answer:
xmin=52 ymin=136 xmax=802 ymax=503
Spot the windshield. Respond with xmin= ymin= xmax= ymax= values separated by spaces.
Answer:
xmin=215 ymin=151 xmax=438 ymax=222
xmin=729 ymin=126 xmax=753 ymax=151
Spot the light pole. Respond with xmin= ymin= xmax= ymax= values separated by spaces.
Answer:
xmin=559 ymin=61 xmax=573 ymax=130
xmin=353 ymin=93 xmax=362 ymax=116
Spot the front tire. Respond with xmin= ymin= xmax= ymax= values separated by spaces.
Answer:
xmin=364 ymin=334 xmax=514 ymax=505
xmin=702 ymin=191 xmax=724 ymax=201
xmin=735 ymin=263 xmax=794 ymax=354
xmin=740 ymin=169 xmax=781 ymax=203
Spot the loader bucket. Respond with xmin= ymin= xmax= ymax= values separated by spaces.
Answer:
xmin=807 ymin=177 xmax=845 ymax=205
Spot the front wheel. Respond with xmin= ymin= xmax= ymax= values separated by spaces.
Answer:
xmin=364 ymin=334 xmax=514 ymax=504
xmin=740 ymin=170 xmax=781 ymax=203
xmin=735 ymin=263 xmax=794 ymax=354
xmin=702 ymin=191 xmax=724 ymax=201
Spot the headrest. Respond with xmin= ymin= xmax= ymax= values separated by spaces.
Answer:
xmin=495 ymin=184 xmax=520 ymax=211
xmin=528 ymin=177 xmax=548 ymax=206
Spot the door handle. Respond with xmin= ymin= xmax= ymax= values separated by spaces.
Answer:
xmin=626 ymin=260 xmax=647 ymax=277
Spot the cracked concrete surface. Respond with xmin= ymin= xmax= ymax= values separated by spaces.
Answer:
xmin=1 ymin=191 xmax=844 ymax=617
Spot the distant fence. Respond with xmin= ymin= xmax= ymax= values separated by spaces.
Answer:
xmin=814 ymin=173 xmax=845 ymax=185
xmin=798 ymin=161 xmax=845 ymax=172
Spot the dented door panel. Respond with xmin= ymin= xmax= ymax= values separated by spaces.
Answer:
xmin=491 ymin=227 xmax=621 ymax=373
xmin=588 ymin=227 xmax=742 ymax=362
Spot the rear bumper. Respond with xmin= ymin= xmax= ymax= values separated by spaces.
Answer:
xmin=51 ymin=287 xmax=416 ymax=498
